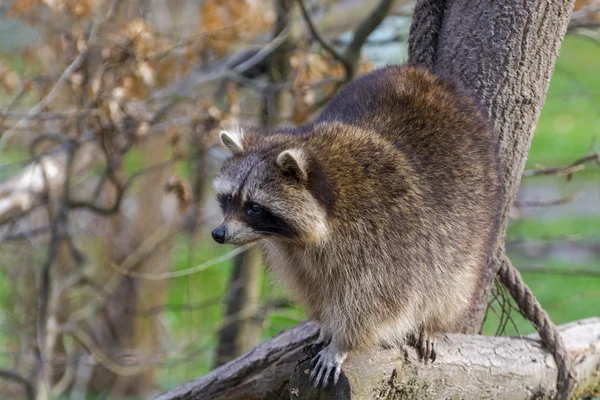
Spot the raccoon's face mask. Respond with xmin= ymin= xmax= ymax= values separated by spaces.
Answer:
xmin=211 ymin=128 xmax=329 ymax=246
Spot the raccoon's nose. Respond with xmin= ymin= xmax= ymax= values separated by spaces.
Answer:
xmin=212 ymin=226 xmax=227 ymax=244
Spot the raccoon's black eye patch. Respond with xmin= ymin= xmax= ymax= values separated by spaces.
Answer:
xmin=243 ymin=205 xmax=297 ymax=239
xmin=247 ymin=202 xmax=263 ymax=215
xmin=218 ymin=194 xmax=233 ymax=210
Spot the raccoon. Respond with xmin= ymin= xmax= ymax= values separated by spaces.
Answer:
xmin=211 ymin=64 xmax=501 ymax=388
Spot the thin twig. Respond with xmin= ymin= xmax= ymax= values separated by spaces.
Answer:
xmin=0 ymin=52 xmax=88 ymax=152
xmin=343 ymin=0 xmax=394 ymax=78
xmin=49 ymin=335 xmax=76 ymax=399
xmin=67 ymin=157 xmax=178 ymax=215
xmin=152 ymin=27 xmax=290 ymax=102
xmin=110 ymin=243 xmax=254 ymax=280
xmin=513 ymin=194 xmax=580 ymax=208
xmin=0 ymin=368 xmax=35 ymax=400
xmin=70 ymin=328 xmax=150 ymax=377
xmin=523 ymin=151 xmax=600 ymax=177
xmin=296 ymin=0 xmax=352 ymax=79
xmin=0 ymin=109 xmax=101 ymax=120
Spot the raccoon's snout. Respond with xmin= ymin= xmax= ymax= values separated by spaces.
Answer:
xmin=212 ymin=225 xmax=227 ymax=244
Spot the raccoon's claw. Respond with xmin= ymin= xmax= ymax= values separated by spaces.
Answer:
xmin=417 ymin=330 xmax=437 ymax=363
xmin=309 ymin=342 xmax=347 ymax=389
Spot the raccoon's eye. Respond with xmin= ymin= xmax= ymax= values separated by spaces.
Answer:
xmin=247 ymin=202 xmax=263 ymax=215
xmin=226 ymin=194 xmax=232 ymax=204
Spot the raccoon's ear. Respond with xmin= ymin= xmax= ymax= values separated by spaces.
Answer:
xmin=276 ymin=149 xmax=308 ymax=183
xmin=219 ymin=128 xmax=244 ymax=155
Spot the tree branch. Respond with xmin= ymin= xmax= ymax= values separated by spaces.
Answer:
xmin=297 ymin=0 xmax=395 ymax=80
xmin=0 ymin=368 xmax=35 ymax=400
xmin=296 ymin=0 xmax=353 ymax=79
xmin=523 ymin=151 xmax=600 ymax=178
xmin=343 ymin=0 xmax=394 ymax=77
xmin=568 ymin=2 xmax=600 ymax=31
xmin=154 ymin=318 xmax=600 ymax=400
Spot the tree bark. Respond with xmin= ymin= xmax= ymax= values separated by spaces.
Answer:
xmin=429 ymin=0 xmax=575 ymax=332
xmin=155 ymin=318 xmax=600 ymax=400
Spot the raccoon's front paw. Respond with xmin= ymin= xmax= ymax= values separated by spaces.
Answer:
xmin=309 ymin=341 xmax=347 ymax=389
xmin=417 ymin=330 xmax=437 ymax=363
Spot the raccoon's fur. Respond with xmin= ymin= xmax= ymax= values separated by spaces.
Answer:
xmin=211 ymin=64 xmax=501 ymax=387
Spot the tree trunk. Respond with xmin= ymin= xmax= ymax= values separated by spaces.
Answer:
xmin=408 ymin=1 xmax=576 ymax=396
xmin=426 ymin=0 xmax=575 ymax=332
xmin=90 ymin=134 xmax=180 ymax=398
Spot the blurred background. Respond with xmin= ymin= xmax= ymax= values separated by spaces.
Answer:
xmin=0 ymin=0 xmax=598 ymax=398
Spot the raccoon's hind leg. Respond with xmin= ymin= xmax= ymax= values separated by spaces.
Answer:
xmin=417 ymin=329 xmax=437 ymax=362
xmin=309 ymin=339 xmax=347 ymax=389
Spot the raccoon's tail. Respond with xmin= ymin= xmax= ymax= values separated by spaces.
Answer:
xmin=498 ymin=254 xmax=575 ymax=400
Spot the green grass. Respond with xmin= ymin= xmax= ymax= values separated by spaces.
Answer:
xmin=507 ymin=216 xmax=600 ymax=241
xmin=492 ymin=34 xmax=600 ymax=339
xmin=528 ymin=35 xmax=600 ymax=168
xmin=482 ymin=271 xmax=600 ymax=336
xmin=156 ymin=236 xmax=233 ymax=387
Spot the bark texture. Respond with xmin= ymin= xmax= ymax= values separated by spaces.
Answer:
xmin=155 ymin=318 xmax=600 ymax=400
xmin=430 ymin=0 xmax=575 ymax=333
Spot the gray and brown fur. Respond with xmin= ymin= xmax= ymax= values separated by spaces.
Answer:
xmin=211 ymin=64 xmax=501 ymax=387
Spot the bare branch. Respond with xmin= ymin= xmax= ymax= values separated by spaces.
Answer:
xmin=152 ymin=27 xmax=291 ymax=102
xmin=71 ymin=328 xmax=151 ymax=377
xmin=523 ymin=151 xmax=600 ymax=177
xmin=343 ymin=0 xmax=394 ymax=77
xmin=0 ymin=368 xmax=35 ymax=400
xmin=110 ymin=243 xmax=254 ymax=280
xmin=513 ymin=194 xmax=581 ymax=208
xmin=297 ymin=0 xmax=394 ymax=80
xmin=568 ymin=2 xmax=600 ymax=31
xmin=296 ymin=0 xmax=353 ymax=79
xmin=0 ymin=51 xmax=87 ymax=151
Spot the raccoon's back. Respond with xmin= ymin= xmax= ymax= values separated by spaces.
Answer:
xmin=312 ymin=65 xmax=501 ymax=274
xmin=314 ymin=65 xmax=494 ymax=172
xmin=316 ymin=64 xmax=499 ymax=215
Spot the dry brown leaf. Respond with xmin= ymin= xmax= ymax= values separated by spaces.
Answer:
xmin=164 ymin=176 xmax=192 ymax=213
xmin=0 ymin=63 xmax=22 ymax=94
xmin=201 ymin=0 xmax=275 ymax=55
xmin=575 ymin=0 xmax=595 ymax=11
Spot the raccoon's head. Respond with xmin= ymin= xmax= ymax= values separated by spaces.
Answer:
xmin=211 ymin=127 xmax=331 ymax=247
